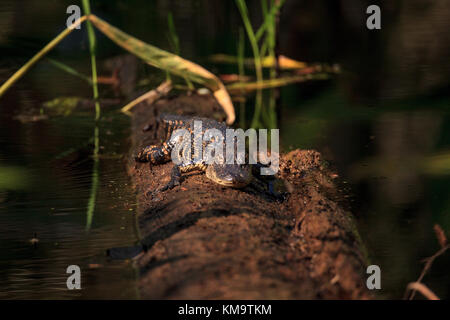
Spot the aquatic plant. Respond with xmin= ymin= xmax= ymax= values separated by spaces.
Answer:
xmin=165 ymin=12 xmax=193 ymax=90
xmin=82 ymin=0 xmax=99 ymax=231
xmin=238 ymin=27 xmax=246 ymax=128
xmin=0 ymin=16 xmax=235 ymax=124
xmin=235 ymin=0 xmax=263 ymax=128
xmin=228 ymin=0 xmax=338 ymax=130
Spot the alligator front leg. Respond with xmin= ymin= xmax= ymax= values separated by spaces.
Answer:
xmin=159 ymin=164 xmax=183 ymax=192
xmin=146 ymin=165 xmax=182 ymax=197
xmin=135 ymin=142 xmax=172 ymax=165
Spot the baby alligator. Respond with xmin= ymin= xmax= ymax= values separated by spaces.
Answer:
xmin=135 ymin=114 xmax=256 ymax=192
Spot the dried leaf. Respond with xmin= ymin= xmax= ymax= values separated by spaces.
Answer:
xmin=209 ymin=53 xmax=307 ymax=70
xmin=226 ymin=73 xmax=330 ymax=92
xmin=406 ymin=282 xmax=439 ymax=300
xmin=434 ymin=224 xmax=447 ymax=248
xmin=121 ymin=81 xmax=172 ymax=113
xmin=261 ymin=55 xmax=306 ymax=69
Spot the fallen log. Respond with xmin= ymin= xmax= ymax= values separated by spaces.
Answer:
xmin=127 ymin=93 xmax=371 ymax=299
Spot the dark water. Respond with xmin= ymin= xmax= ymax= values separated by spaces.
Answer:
xmin=0 ymin=0 xmax=449 ymax=299
xmin=0 ymin=110 xmax=140 ymax=299
xmin=0 ymin=107 xmax=140 ymax=299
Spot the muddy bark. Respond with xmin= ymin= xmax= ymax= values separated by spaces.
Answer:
xmin=127 ymin=94 xmax=371 ymax=299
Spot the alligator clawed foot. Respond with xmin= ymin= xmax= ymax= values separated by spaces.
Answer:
xmin=159 ymin=179 xmax=180 ymax=192
xmin=266 ymin=181 xmax=288 ymax=201
xmin=145 ymin=179 xmax=180 ymax=198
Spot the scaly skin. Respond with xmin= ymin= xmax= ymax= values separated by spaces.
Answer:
xmin=135 ymin=114 xmax=253 ymax=191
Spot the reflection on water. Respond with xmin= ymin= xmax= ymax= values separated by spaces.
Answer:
xmin=0 ymin=0 xmax=449 ymax=299
xmin=0 ymin=109 xmax=139 ymax=299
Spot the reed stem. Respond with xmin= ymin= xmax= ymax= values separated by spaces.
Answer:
xmin=0 ymin=16 xmax=87 ymax=98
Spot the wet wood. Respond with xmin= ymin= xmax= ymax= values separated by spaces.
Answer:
xmin=127 ymin=93 xmax=371 ymax=299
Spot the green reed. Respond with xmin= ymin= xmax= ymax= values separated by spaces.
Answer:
xmin=166 ymin=12 xmax=194 ymax=89
xmin=238 ymin=27 xmax=246 ymax=128
xmin=235 ymin=0 xmax=286 ymax=129
xmin=82 ymin=0 xmax=100 ymax=231
xmin=235 ymin=0 xmax=263 ymax=128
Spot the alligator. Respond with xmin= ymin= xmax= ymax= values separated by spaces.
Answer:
xmin=108 ymin=114 xmax=281 ymax=260
xmin=135 ymin=114 xmax=277 ymax=195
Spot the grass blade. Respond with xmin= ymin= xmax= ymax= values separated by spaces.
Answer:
xmin=235 ymin=0 xmax=263 ymax=128
xmin=0 ymin=16 xmax=87 ymax=98
xmin=86 ymin=126 xmax=99 ymax=231
xmin=226 ymin=73 xmax=331 ymax=92
xmin=255 ymin=0 xmax=286 ymax=41
xmin=210 ymin=54 xmax=307 ymax=70
xmin=82 ymin=1 xmax=100 ymax=121
xmin=166 ymin=12 xmax=194 ymax=90
xmin=82 ymin=0 xmax=100 ymax=232
xmin=235 ymin=0 xmax=263 ymax=84
xmin=46 ymin=58 xmax=92 ymax=85
xmin=167 ymin=12 xmax=180 ymax=55
xmin=238 ymin=27 xmax=246 ymax=128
